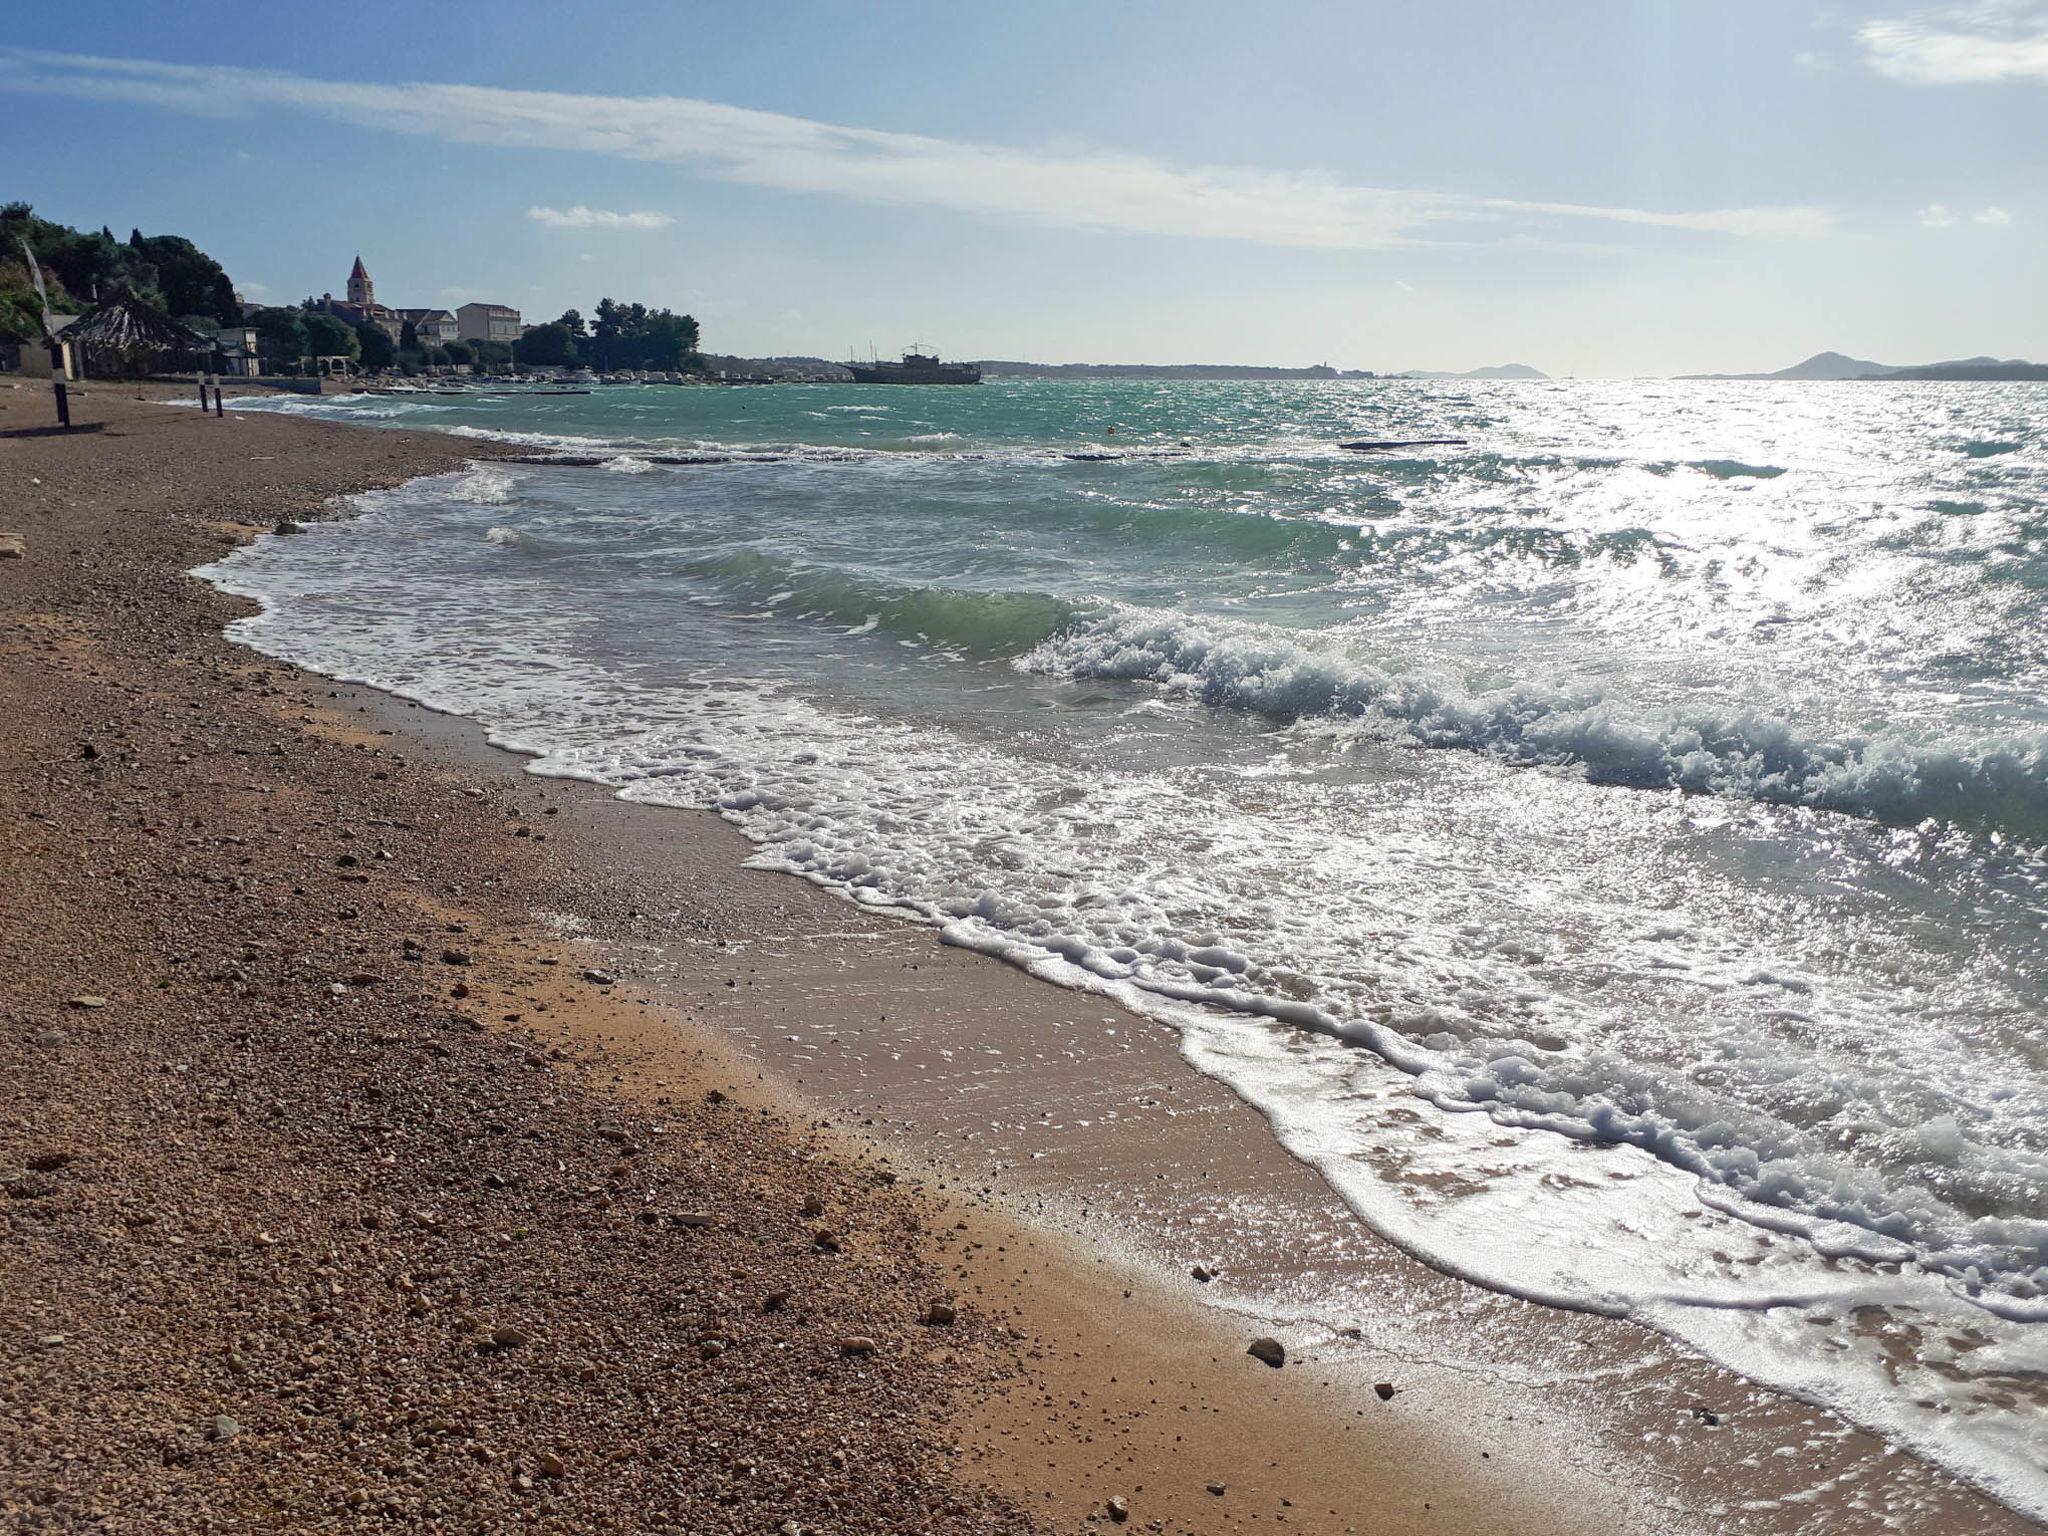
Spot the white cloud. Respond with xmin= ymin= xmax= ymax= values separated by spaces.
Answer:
xmin=0 ymin=49 xmax=1831 ymax=250
xmin=1920 ymin=201 xmax=2017 ymax=227
xmin=527 ymin=204 xmax=672 ymax=230
xmin=1859 ymin=5 xmax=2048 ymax=83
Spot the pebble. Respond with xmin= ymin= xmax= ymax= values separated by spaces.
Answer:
xmin=1375 ymin=1382 xmax=1396 ymax=1401
xmin=922 ymin=1301 xmax=957 ymax=1326
xmin=206 ymin=1414 xmax=240 ymax=1442
xmin=1191 ymin=1264 xmax=1216 ymax=1283
xmin=490 ymin=1324 xmax=530 ymax=1349
xmin=536 ymin=1451 xmax=565 ymax=1480
xmin=581 ymin=968 xmax=615 ymax=985
xmin=441 ymin=948 xmax=471 ymax=966
xmin=1247 ymin=1337 xmax=1286 ymax=1368
xmin=837 ymin=1336 xmax=877 ymax=1356
xmin=1107 ymin=1494 xmax=1130 ymax=1522
xmin=0 ymin=532 xmax=24 ymax=559
xmin=1206 ymin=1482 xmax=1227 ymax=1497
xmin=68 ymin=995 xmax=109 ymax=1009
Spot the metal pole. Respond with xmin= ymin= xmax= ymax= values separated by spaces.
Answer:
xmin=52 ymin=375 xmax=70 ymax=430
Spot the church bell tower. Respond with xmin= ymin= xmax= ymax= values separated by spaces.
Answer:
xmin=347 ymin=255 xmax=374 ymax=308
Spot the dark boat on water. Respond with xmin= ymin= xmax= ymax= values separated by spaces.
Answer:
xmin=846 ymin=348 xmax=981 ymax=385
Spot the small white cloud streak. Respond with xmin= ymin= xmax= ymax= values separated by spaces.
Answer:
xmin=1859 ymin=5 xmax=2048 ymax=83
xmin=0 ymin=50 xmax=1830 ymax=249
xmin=1919 ymin=201 xmax=2017 ymax=227
xmin=527 ymin=205 xmax=672 ymax=229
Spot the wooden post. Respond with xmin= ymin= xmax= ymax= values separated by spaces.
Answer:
xmin=48 ymin=337 xmax=70 ymax=429
xmin=198 ymin=370 xmax=211 ymax=409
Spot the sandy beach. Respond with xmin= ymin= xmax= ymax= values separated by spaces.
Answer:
xmin=2 ymin=383 xmax=2034 ymax=1535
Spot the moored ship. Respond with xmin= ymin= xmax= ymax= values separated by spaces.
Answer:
xmin=846 ymin=348 xmax=981 ymax=384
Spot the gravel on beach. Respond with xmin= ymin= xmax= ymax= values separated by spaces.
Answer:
xmin=0 ymin=386 xmax=1042 ymax=1534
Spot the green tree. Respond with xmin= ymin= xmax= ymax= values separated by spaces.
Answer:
xmin=127 ymin=234 xmax=237 ymax=322
xmin=399 ymin=317 xmax=419 ymax=351
xmin=301 ymin=310 xmax=359 ymax=362
xmin=443 ymin=340 xmax=474 ymax=368
xmin=638 ymin=308 xmax=701 ymax=371
xmin=356 ymin=323 xmax=397 ymax=372
xmin=249 ymin=306 xmax=309 ymax=364
xmin=514 ymin=321 xmax=579 ymax=368
xmin=0 ymin=258 xmax=51 ymax=341
xmin=3 ymin=204 xmax=242 ymax=324
xmin=576 ymin=297 xmax=700 ymax=371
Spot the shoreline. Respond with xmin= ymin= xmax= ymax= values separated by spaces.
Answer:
xmin=2 ymin=382 xmax=2035 ymax=1534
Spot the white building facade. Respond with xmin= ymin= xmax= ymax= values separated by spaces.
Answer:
xmin=457 ymin=302 xmax=522 ymax=345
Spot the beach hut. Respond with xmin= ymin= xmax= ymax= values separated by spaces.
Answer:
xmin=66 ymin=296 xmax=209 ymax=377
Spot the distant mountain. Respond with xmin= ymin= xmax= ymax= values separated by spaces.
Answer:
xmin=1875 ymin=358 xmax=2048 ymax=381
xmin=1684 ymin=350 xmax=2047 ymax=382
xmin=1393 ymin=363 xmax=1548 ymax=380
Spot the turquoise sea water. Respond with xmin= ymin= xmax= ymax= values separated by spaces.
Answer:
xmin=199 ymin=377 xmax=2048 ymax=1515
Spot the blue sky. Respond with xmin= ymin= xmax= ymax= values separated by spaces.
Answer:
xmin=2 ymin=2 xmax=2042 ymax=374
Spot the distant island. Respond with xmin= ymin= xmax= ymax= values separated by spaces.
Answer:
xmin=1390 ymin=363 xmax=1548 ymax=380
xmin=1684 ymin=350 xmax=2048 ymax=382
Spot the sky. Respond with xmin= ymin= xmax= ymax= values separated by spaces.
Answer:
xmin=2 ymin=1 xmax=2043 ymax=376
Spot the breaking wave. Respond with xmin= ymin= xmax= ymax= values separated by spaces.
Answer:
xmin=1025 ymin=606 xmax=2048 ymax=836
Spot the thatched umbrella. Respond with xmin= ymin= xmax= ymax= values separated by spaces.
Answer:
xmin=68 ymin=296 xmax=207 ymax=376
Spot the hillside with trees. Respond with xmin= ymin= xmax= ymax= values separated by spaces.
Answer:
xmin=6 ymin=205 xmax=707 ymax=378
xmin=1 ymin=202 xmax=240 ymax=340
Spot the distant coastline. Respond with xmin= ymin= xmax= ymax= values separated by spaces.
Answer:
xmin=1684 ymin=349 xmax=2048 ymax=382
xmin=700 ymin=356 xmax=1551 ymax=383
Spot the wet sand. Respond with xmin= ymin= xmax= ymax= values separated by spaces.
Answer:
xmin=1 ymin=381 xmax=2031 ymax=1534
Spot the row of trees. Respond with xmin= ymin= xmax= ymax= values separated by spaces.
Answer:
xmin=514 ymin=299 xmax=701 ymax=371
xmin=1 ymin=202 xmax=240 ymax=340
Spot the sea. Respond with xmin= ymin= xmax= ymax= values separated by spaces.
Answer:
xmin=194 ymin=376 xmax=2048 ymax=1517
